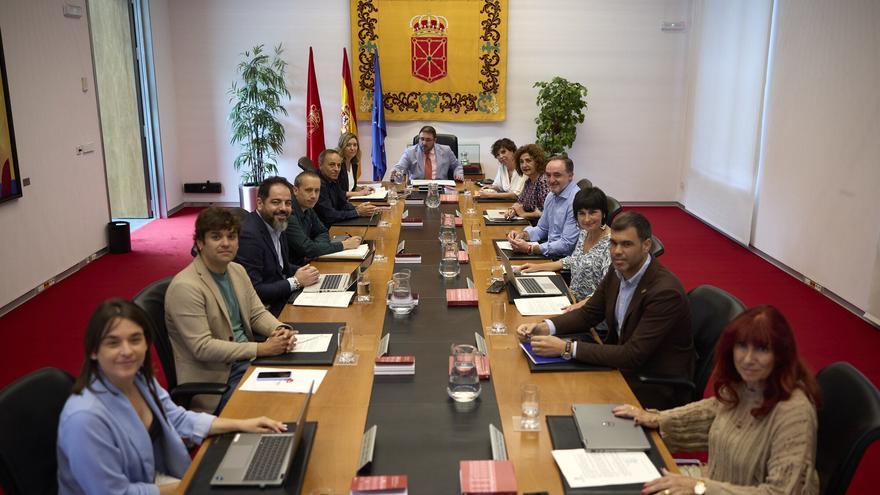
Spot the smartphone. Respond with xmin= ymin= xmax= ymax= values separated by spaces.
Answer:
xmin=486 ymin=279 xmax=505 ymax=294
xmin=256 ymin=371 xmax=292 ymax=381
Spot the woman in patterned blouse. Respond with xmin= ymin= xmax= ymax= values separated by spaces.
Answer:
xmin=614 ymin=306 xmax=820 ymax=495
xmin=519 ymin=187 xmax=611 ymax=309
xmin=505 ymin=144 xmax=549 ymax=225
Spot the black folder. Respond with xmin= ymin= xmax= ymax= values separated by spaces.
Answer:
xmin=251 ymin=322 xmax=341 ymax=366
xmin=332 ymin=216 xmax=380 ymax=227
xmin=483 ymin=216 xmax=530 ymax=226
xmin=506 ymin=273 xmax=572 ymax=304
xmin=184 ymin=422 xmax=317 ymax=495
xmin=546 ymin=416 xmax=666 ymax=494
xmin=493 ymin=239 xmax=549 ymax=260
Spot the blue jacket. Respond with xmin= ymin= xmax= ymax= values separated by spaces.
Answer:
xmin=57 ymin=373 xmax=214 ymax=495
xmin=392 ymin=143 xmax=462 ymax=180
xmin=235 ymin=210 xmax=300 ymax=315
xmin=314 ymin=171 xmax=358 ymax=226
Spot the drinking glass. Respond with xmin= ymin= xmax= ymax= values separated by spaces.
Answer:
xmin=355 ymin=270 xmax=372 ymax=303
xmin=490 ymin=262 xmax=505 ymax=283
xmin=387 ymin=271 xmax=415 ymax=315
xmin=387 ymin=189 xmax=398 ymax=205
xmin=373 ymin=235 xmax=386 ymax=262
xmin=490 ymin=300 xmax=507 ymax=334
xmin=425 ymin=183 xmax=441 ymax=208
xmin=520 ymin=384 xmax=540 ymax=429
xmin=470 ymin=224 xmax=482 ymax=245
xmin=337 ymin=325 xmax=355 ymax=364
xmin=378 ymin=208 xmax=391 ymax=228
xmin=439 ymin=241 xmax=460 ymax=278
xmin=447 ymin=344 xmax=481 ymax=402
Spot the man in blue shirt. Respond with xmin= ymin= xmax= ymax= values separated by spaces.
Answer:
xmin=391 ymin=125 xmax=463 ymax=181
xmin=507 ymin=156 xmax=580 ymax=258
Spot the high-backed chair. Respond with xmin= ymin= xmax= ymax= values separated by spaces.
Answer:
xmin=0 ymin=367 xmax=74 ymax=495
xmin=298 ymin=156 xmax=316 ymax=172
xmin=411 ymin=134 xmax=459 ymax=179
xmin=650 ymin=235 xmax=665 ymax=258
xmin=606 ymin=196 xmax=623 ymax=223
xmin=638 ymin=285 xmax=745 ymax=403
xmin=577 ymin=178 xmax=593 ymax=190
xmin=133 ymin=277 xmax=228 ymax=411
xmin=815 ymin=362 xmax=880 ymax=495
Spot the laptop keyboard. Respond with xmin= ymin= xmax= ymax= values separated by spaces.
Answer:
xmin=518 ymin=277 xmax=543 ymax=294
xmin=243 ymin=435 xmax=293 ymax=481
xmin=319 ymin=274 xmax=344 ymax=291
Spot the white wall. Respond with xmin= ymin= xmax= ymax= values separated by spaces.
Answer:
xmin=0 ymin=0 xmax=109 ymax=308
xmin=159 ymin=0 xmax=692 ymax=206
xmin=753 ymin=0 xmax=880 ymax=315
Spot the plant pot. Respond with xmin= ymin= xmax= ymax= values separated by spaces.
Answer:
xmin=239 ymin=184 xmax=259 ymax=211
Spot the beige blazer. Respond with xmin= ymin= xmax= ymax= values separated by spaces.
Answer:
xmin=165 ymin=256 xmax=282 ymax=410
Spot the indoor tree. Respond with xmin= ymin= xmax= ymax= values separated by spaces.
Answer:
xmin=533 ymin=77 xmax=588 ymax=156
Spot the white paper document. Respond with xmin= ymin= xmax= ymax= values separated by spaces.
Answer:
xmin=318 ymin=243 xmax=369 ymax=260
xmin=351 ymin=186 xmax=387 ymax=200
xmin=551 ymin=449 xmax=660 ymax=488
xmin=520 ymin=271 xmax=558 ymax=276
xmin=485 ymin=209 xmax=523 ymax=220
xmin=293 ymin=291 xmax=354 ymax=308
xmin=291 ymin=333 xmax=332 ymax=353
xmin=495 ymin=240 xmax=513 ymax=251
xmin=412 ymin=179 xmax=455 ymax=187
xmin=514 ymin=296 xmax=570 ymax=315
xmin=240 ymin=367 xmax=327 ymax=393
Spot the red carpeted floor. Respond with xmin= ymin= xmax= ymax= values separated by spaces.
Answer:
xmin=0 ymin=205 xmax=877 ymax=492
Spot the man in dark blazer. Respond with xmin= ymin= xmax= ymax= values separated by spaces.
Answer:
xmin=314 ymin=149 xmax=377 ymax=226
xmin=236 ymin=176 xmax=320 ymax=315
xmin=286 ymin=170 xmax=362 ymax=265
xmin=516 ymin=211 xmax=694 ymax=409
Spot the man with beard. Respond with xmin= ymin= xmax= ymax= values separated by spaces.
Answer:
xmin=165 ymin=207 xmax=298 ymax=412
xmin=236 ymin=176 xmax=320 ymax=315
xmin=391 ymin=125 xmax=463 ymax=181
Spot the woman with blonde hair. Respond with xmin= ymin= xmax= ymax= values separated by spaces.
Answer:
xmin=337 ymin=132 xmax=373 ymax=198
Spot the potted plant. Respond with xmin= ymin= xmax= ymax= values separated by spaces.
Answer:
xmin=228 ymin=44 xmax=290 ymax=210
xmin=533 ymin=76 xmax=588 ymax=156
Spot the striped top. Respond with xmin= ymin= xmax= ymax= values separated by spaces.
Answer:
xmin=658 ymin=385 xmax=819 ymax=494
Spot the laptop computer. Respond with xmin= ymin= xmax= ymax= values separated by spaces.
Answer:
xmin=499 ymin=250 xmax=562 ymax=297
xmin=305 ymin=249 xmax=375 ymax=293
xmin=571 ymin=403 xmax=650 ymax=451
xmin=211 ymin=382 xmax=314 ymax=487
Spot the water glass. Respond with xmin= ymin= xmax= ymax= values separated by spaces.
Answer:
xmin=425 ymin=183 xmax=441 ymax=208
xmin=520 ymin=384 xmax=540 ymax=429
xmin=470 ymin=224 xmax=482 ymax=245
xmin=447 ymin=344 xmax=481 ymax=402
xmin=378 ymin=208 xmax=391 ymax=228
xmin=388 ymin=189 xmax=398 ymax=205
xmin=490 ymin=262 xmax=505 ymax=283
xmin=373 ymin=235 xmax=386 ymax=262
xmin=439 ymin=241 xmax=460 ymax=278
xmin=387 ymin=271 xmax=415 ymax=315
xmin=490 ymin=300 xmax=507 ymax=334
xmin=355 ymin=271 xmax=372 ymax=303
xmin=337 ymin=325 xmax=356 ymax=364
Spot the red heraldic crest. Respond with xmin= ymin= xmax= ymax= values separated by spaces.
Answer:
xmin=410 ymin=14 xmax=448 ymax=83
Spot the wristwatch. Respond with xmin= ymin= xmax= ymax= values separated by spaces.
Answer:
xmin=694 ymin=480 xmax=707 ymax=494
xmin=561 ymin=340 xmax=573 ymax=360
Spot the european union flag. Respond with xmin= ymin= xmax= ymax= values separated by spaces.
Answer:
xmin=371 ymin=52 xmax=387 ymax=181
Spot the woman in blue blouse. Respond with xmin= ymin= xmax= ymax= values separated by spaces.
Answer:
xmin=57 ymin=299 xmax=287 ymax=495
xmin=519 ymin=187 xmax=612 ymax=310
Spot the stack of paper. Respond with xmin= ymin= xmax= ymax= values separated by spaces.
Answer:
xmin=351 ymin=186 xmax=388 ymax=200
xmin=395 ymin=252 xmax=421 ymax=263
xmin=513 ymin=296 xmax=569 ymax=316
xmin=374 ymin=356 xmax=415 ymax=375
xmin=485 ymin=209 xmax=523 ymax=221
xmin=550 ymin=449 xmax=660 ymax=488
xmin=239 ymin=367 xmax=327 ymax=393
xmin=401 ymin=217 xmax=423 ymax=227
xmin=446 ymin=288 xmax=478 ymax=307
xmin=440 ymin=194 xmax=460 ymax=203
xmin=351 ymin=475 xmax=408 ymax=495
xmin=459 ymin=460 xmax=516 ymax=495
xmin=293 ymin=292 xmax=354 ymax=308
xmin=318 ymin=243 xmax=369 ymax=260
xmin=412 ymin=179 xmax=456 ymax=187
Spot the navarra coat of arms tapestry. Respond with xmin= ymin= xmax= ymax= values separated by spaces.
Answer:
xmin=350 ymin=0 xmax=508 ymax=122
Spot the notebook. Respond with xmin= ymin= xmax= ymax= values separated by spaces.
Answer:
xmin=571 ymin=403 xmax=650 ymax=452
xmin=499 ymin=250 xmax=562 ymax=296
xmin=210 ymin=383 xmax=314 ymax=487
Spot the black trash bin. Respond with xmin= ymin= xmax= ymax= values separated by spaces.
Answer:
xmin=107 ymin=221 xmax=131 ymax=254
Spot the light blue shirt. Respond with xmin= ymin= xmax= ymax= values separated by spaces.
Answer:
xmin=614 ymin=255 xmax=652 ymax=336
xmin=523 ymin=180 xmax=580 ymax=257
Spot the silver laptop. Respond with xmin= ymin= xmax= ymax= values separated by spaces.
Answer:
xmin=305 ymin=249 xmax=375 ymax=293
xmin=572 ymin=403 xmax=650 ymax=452
xmin=499 ymin=250 xmax=562 ymax=297
xmin=211 ymin=383 xmax=314 ymax=487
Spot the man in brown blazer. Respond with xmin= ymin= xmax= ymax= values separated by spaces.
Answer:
xmin=166 ymin=207 xmax=297 ymax=412
xmin=517 ymin=211 xmax=694 ymax=409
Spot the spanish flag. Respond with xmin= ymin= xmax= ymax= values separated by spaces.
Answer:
xmin=340 ymin=48 xmax=358 ymax=136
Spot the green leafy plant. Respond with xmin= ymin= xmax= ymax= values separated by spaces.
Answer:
xmin=533 ymin=77 xmax=588 ymax=156
xmin=228 ymin=44 xmax=290 ymax=185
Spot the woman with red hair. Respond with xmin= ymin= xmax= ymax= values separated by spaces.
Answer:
xmin=613 ymin=305 xmax=820 ymax=494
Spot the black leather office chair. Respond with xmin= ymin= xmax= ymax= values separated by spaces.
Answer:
xmin=577 ymin=178 xmax=593 ymax=190
xmin=638 ymin=285 xmax=745 ymax=402
xmin=298 ymin=156 xmax=316 ymax=172
xmin=606 ymin=196 xmax=623 ymax=224
xmin=0 ymin=367 xmax=74 ymax=495
xmin=650 ymin=235 xmax=665 ymax=258
xmin=815 ymin=362 xmax=880 ymax=495
xmin=411 ymin=133 xmax=459 ymax=179
xmin=133 ymin=278 xmax=228 ymax=411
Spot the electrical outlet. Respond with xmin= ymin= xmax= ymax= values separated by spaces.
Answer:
xmin=88 ymin=253 xmax=98 ymax=262
xmin=804 ymin=277 xmax=822 ymax=292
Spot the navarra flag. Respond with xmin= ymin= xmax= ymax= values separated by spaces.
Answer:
xmin=306 ymin=47 xmax=325 ymax=166
xmin=340 ymin=48 xmax=358 ymax=136
xmin=371 ymin=52 xmax=387 ymax=181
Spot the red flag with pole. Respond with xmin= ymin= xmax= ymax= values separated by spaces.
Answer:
xmin=341 ymin=47 xmax=358 ymax=135
xmin=306 ymin=47 xmax=325 ymax=166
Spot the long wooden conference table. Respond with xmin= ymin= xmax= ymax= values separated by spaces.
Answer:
xmin=179 ymin=182 xmax=676 ymax=494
